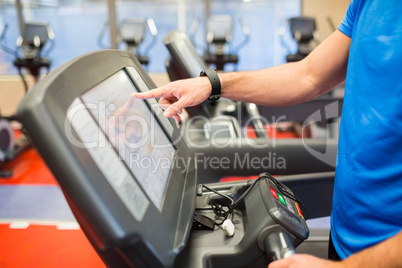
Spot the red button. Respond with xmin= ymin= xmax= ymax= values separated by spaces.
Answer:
xmin=270 ymin=187 xmax=278 ymax=199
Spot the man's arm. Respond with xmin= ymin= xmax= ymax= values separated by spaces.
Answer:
xmin=220 ymin=30 xmax=350 ymax=106
xmin=268 ymin=229 xmax=402 ymax=268
xmin=134 ymin=30 xmax=350 ymax=119
xmin=342 ymin=229 xmax=402 ymax=268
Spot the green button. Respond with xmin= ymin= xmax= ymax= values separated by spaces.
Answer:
xmin=277 ymin=193 xmax=286 ymax=206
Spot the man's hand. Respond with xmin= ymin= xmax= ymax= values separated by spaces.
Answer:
xmin=133 ymin=77 xmax=212 ymax=122
xmin=268 ymin=254 xmax=341 ymax=268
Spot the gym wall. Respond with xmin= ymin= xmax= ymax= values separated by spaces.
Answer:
xmin=302 ymin=0 xmax=350 ymax=40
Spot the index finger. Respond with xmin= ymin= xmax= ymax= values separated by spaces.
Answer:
xmin=132 ymin=86 xmax=168 ymax=100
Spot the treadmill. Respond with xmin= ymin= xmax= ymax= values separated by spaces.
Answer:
xmin=16 ymin=50 xmax=326 ymax=267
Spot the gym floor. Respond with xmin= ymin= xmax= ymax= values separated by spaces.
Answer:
xmin=0 ymin=139 xmax=105 ymax=267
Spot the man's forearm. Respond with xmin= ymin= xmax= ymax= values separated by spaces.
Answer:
xmin=218 ymin=30 xmax=350 ymax=107
xmin=342 ymin=230 xmax=402 ymax=268
xmin=219 ymin=62 xmax=319 ymax=107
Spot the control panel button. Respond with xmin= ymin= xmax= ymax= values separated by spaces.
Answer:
xmin=295 ymin=202 xmax=304 ymax=218
xmin=277 ymin=193 xmax=287 ymax=206
xmin=270 ymin=187 xmax=278 ymax=199
xmin=284 ymin=196 xmax=295 ymax=213
xmin=278 ymin=206 xmax=303 ymax=228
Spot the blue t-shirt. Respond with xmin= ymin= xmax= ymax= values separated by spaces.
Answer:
xmin=331 ymin=0 xmax=402 ymax=259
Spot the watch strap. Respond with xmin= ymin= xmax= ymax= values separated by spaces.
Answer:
xmin=200 ymin=68 xmax=221 ymax=101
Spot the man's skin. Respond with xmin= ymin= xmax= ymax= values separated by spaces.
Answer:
xmin=134 ymin=30 xmax=402 ymax=267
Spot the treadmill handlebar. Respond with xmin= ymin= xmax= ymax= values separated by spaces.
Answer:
xmin=243 ymin=102 xmax=267 ymax=139
xmin=264 ymin=230 xmax=296 ymax=261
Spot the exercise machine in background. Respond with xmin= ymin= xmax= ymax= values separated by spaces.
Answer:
xmin=0 ymin=115 xmax=31 ymax=178
xmin=279 ymin=16 xmax=319 ymax=63
xmin=191 ymin=15 xmax=250 ymax=71
xmin=164 ymin=30 xmax=266 ymax=139
xmin=98 ymin=17 xmax=158 ymax=67
xmin=0 ymin=22 xmax=54 ymax=92
xmin=165 ymin=30 xmax=208 ymax=82
xmin=0 ymin=118 xmax=15 ymax=178
xmin=0 ymin=22 xmax=52 ymax=178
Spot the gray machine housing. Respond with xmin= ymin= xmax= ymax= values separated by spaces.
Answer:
xmin=176 ymin=176 xmax=309 ymax=267
xmin=17 ymin=50 xmax=196 ymax=267
xmin=17 ymin=50 xmax=309 ymax=267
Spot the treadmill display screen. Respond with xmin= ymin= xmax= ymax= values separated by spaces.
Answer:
xmin=175 ymin=39 xmax=205 ymax=77
xmin=77 ymin=69 xmax=175 ymax=211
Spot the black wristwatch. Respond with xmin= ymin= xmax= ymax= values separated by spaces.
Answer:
xmin=200 ymin=68 xmax=221 ymax=102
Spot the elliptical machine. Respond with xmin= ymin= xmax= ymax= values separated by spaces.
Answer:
xmin=190 ymin=15 xmax=250 ymax=71
xmin=0 ymin=22 xmax=54 ymax=178
xmin=98 ymin=17 xmax=158 ymax=67
xmin=279 ymin=16 xmax=319 ymax=63
xmin=1 ymin=22 xmax=54 ymax=92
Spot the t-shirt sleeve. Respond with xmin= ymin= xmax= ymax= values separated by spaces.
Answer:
xmin=338 ymin=0 xmax=358 ymax=37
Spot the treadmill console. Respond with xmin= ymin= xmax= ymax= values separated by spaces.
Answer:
xmin=176 ymin=174 xmax=308 ymax=267
xmin=17 ymin=50 xmax=309 ymax=268
xmin=260 ymin=175 xmax=309 ymax=260
xmin=263 ymin=176 xmax=308 ymax=236
xmin=17 ymin=50 xmax=196 ymax=268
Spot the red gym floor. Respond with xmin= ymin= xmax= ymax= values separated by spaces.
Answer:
xmin=0 ymin=144 xmax=105 ymax=268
